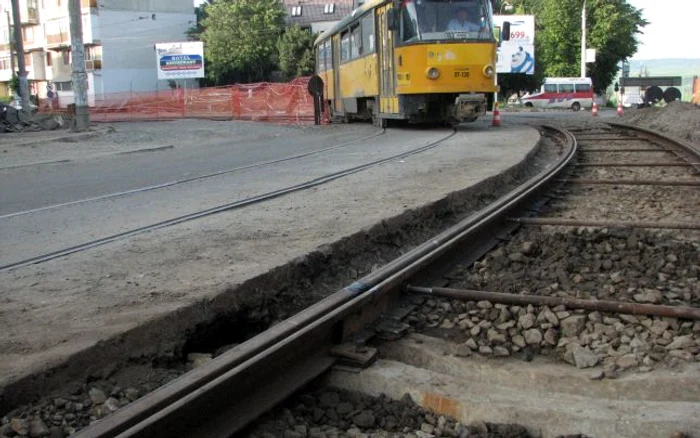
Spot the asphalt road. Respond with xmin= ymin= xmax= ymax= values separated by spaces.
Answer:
xmin=0 ymin=111 xmax=591 ymax=268
xmin=0 ymin=125 xmax=380 ymax=216
xmin=0 ymin=122 xmax=459 ymax=267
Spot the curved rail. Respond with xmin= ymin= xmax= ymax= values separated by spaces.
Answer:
xmin=606 ymin=121 xmax=700 ymax=173
xmin=74 ymin=125 xmax=577 ymax=438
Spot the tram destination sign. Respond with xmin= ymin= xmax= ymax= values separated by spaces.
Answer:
xmin=155 ymin=42 xmax=205 ymax=80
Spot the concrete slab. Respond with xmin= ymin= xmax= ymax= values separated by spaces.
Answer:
xmin=325 ymin=334 xmax=700 ymax=437
xmin=0 ymin=119 xmax=540 ymax=408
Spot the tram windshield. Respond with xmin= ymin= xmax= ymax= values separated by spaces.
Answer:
xmin=399 ymin=0 xmax=495 ymax=43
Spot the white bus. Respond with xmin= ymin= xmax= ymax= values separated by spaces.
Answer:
xmin=521 ymin=77 xmax=594 ymax=111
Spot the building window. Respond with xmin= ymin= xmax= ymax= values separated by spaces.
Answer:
xmin=62 ymin=50 xmax=70 ymax=65
xmin=23 ymin=26 xmax=35 ymax=44
xmin=0 ymin=57 xmax=11 ymax=71
xmin=86 ymin=45 xmax=102 ymax=61
xmin=46 ymin=51 xmax=52 ymax=66
xmin=24 ymin=53 xmax=32 ymax=66
xmin=291 ymin=6 xmax=302 ymax=17
xmin=323 ymin=4 xmax=335 ymax=14
xmin=55 ymin=81 xmax=72 ymax=92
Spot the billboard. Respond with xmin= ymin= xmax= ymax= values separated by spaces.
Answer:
xmin=494 ymin=15 xmax=535 ymax=75
xmin=155 ymin=42 xmax=205 ymax=80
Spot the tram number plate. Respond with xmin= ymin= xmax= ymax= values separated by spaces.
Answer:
xmin=454 ymin=69 xmax=470 ymax=78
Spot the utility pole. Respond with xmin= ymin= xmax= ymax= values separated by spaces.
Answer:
xmin=5 ymin=11 xmax=15 ymax=75
xmin=580 ymin=0 xmax=587 ymax=78
xmin=68 ymin=0 xmax=89 ymax=131
xmin=10 ymin=0 xmax=30 ymax=114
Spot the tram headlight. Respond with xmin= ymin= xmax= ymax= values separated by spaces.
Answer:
xmin=426 ymin=67 xmax=441 ymax=80
xmin=483 ymin=65 xmax=495 ymax=78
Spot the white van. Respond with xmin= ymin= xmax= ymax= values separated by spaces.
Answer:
xmin=521 ymin=77 xmax=594 ymax=111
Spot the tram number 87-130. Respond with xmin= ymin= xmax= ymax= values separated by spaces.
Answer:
xmin=454 ymin=69 xmax=470 ymax=79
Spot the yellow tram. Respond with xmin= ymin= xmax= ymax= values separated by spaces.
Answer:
xmin=314 ymin=0 xmax=509 ymax=126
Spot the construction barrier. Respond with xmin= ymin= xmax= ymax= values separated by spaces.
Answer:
xmin=37 ymin=77 xmax=328 ymax=125
xmin=693 ymin=77 xmax=700 ymax=105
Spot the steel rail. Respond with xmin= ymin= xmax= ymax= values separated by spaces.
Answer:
xmin=511 ymin=217 xmax=700 ymax=230
xmin=558 ymin=179 xmax=700 ymax=187
xmin=581 ymin=148 xmax=670 ymax=152
xmin=0 ymin=130 xmax=453 ymax=273
xmin=74 ymin=125 xmax=578 ymax=438
xmin=607 ymin=121 xmax=700 ymax=174
xmin=405 ymin=286 xmax=700 ymax=320
xmin=574 ymin=162 xmax=696 ymax=167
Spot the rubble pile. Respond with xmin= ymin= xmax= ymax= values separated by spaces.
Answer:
xmin=0 ymin=104 xmax=65 ymax=133
xmin=247 ymin=389 xmax=541 ymax=438
xmin=409 ymin=228 xmax=700 ymax=376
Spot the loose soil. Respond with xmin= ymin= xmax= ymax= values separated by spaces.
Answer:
xmin=622 ymin=101 xmax=700 ymax=146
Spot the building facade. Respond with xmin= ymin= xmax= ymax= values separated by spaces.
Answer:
xmin=282 ymin=0 xmax=353 ymax=34
xmin=0 ymin=0 xmax=194 ymax=105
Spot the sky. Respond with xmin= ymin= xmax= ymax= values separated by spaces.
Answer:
xmin=192 ymin=0 xmax=699 ymax=61
xmin=627 ymin=0 xmax=699 ymax=60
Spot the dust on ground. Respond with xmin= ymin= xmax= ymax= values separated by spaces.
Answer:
xmin=622 ymin=101 xmax=700 ymax=146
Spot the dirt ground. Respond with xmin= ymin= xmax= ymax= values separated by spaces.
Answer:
xmin=622 ymin=101 xmax=700 ymax=146
xmin=0 ymin=119 xmax=540 ymax=407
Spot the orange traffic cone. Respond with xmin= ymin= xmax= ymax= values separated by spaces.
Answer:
xmin=492 ymin=102 xmax=501 ymax=127
xmin=592 ymin=101 xmax=598 ymax=117
xmin=617 ymin=102 xmax=624 ymax=117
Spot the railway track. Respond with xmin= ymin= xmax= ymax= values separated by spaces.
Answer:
xmin=64 ymin=123 xmax=700 ymax=437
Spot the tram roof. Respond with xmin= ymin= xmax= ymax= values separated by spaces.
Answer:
xmin=314 ymin=0 xmax=389 ymax=45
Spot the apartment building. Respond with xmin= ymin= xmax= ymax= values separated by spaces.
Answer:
xmin=283 ymin=0 xmax=353 ymax=34
xmin=0 ymin=0 xmax=195 ymax=105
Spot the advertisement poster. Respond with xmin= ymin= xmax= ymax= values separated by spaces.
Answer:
xmin=494 ymin=15 xmax=535 ymax=75
xmin=155 ymin=42 xmax=205 ymax=80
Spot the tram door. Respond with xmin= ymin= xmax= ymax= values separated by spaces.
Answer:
xmin=377 ymin=5 xmax=398 ymax=115
xmin=333 ymin=35 xmax=343 ymax=114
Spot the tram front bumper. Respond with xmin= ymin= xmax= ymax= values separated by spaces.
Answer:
xmin=453 ymin=93 xmax=488 ymax=122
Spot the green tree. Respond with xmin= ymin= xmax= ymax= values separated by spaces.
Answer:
xmin=277 ymin=24 xmax=316 ymax=80
xmin=586 ymin=0 xmax=647 ymax=93
xmin=526 ymin=0 xmax=646 ymax=93
xmin=201 ymin=0 xmax=286 ymax=83
xmin=187 ymin=1 xmax=212 ymax=41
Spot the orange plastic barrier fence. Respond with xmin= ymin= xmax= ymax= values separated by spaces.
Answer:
xmin=693 ymin=77 xmax=700 ymax=105
xmin=38 ymin=77 xmax=329 ymax=125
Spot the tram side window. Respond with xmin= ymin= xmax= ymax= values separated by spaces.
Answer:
xmin=324 ymin=40 xmax=332 ymax=69
xmin=559 ymin=84 xmax=575 ymax=93
xmin=350 ymin=24 xmax=361 ymax=58
xmin=575 ymin=83 xmax=591 ymax=93
xmin=401 ymin=7 xmax=417 ymax=42
xmin=316 ymin=45 xmax=325 ymax=71
xmin=544 ymin=84 xmax=558 ymax=93
xmin=341 ymin=30 xmax=350 ymax=61
xmin=361 ymin=13 xmax=375 ymax=53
